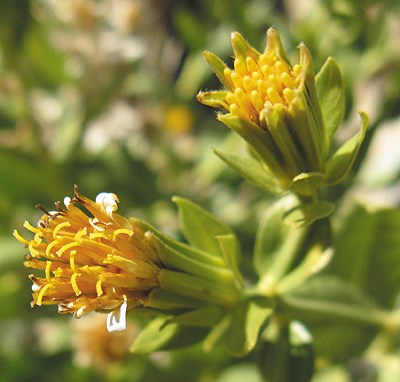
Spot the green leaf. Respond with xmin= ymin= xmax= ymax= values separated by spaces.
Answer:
xmin=324 ymin=111 xmax=369 ymax=186
xmin=278 ymin=275 xmax=381 ymax=361
xmin=283 ymin=201 xmax=335 ymax=228
xmin=213 ymin=148 xmax=283 ymax=195
xmin=172 ymin=196 xmax=233 ymax=258
xmin=204 ymin=299 xmax=273 ymax=357
xmin=130 ymin=316 xmax=208 ymax=354
xmin=316 ymin=57 xmax=345 ymax=142
xmin=331 ymin=202 xmax=400 ymax=309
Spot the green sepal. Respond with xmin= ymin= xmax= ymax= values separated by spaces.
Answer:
xmin=158 ymin=269 xmax=239 ymax=308
xmin=204 ymin=298 xmax=273 ymax=356
xmin=217 ymin=113 xmax=289 ymax=186
xmin=324 ymin=111 xmax=369 ymax=186
xmin=283 ymin=201 xmax=335 ymax=228
xmin=261 ymin=104 xmax=305 ymax=177
xmin=277 ymin=275 xmax=381 ymax=361
xmin=130 ymin=218 xmax=225 ymax=268
xmin=170 ymin=306 xmax=225 ymax=327
xmin=315 ymin=57 xmax=345 ymax=145
xmin=298 ymin=44 xmax=326 ymax=159
xmin=196 ymin=90 xmax=229 ymax=110
xmin=254 ymin=198 xmax=308 ymax=281
xmin=143 ymin=288 xmax=206 ymax=311
xmin=130 ymin=316 xmax=209 ymax=354
xmin=213 ymin=147 xmax=283 ymax=195
xmin=265 ymin=28 xmax=291 ymax=67
xmin=172 ymin=196 xmax=234 ymax=258
xmin=257 ymin=321 xmax=314 ymax=382
xmin=147 ymin=231 xmax=235 ymax=286
xmin=203 ymin=51 xmax=233 ymax=90
xmin=288 ymin=172 xmax=324 ymax=196
xmin=231 ymin=31 xmax=260 ymax=62
xmin=286 ymin=93 xmax=324 ymax=173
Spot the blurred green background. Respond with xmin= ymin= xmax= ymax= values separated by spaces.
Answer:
xmin=1 ymin=0 xmax=399 ymax=381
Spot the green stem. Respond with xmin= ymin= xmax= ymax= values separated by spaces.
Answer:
xmin=278 ymin=294 xmax=389 ymax=328
xmin=258 ymin=226 xmax=308 ymax=295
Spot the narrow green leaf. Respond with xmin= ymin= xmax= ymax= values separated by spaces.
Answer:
xmin=315 ymin=57 xmax=345 ymax=141
xmin=130 ymin=316 xmax=208 ymax=354
xmin=213 ymin=148 xmax=283 ymax=195
xmin=324 ymin=111 xmax=369 ymax=185
xmin=203 ymin=50 xmax=232 ymax=90
xmin=172 ymin=196 xmax=233 ymax=258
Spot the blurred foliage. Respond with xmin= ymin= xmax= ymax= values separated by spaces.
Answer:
xmin=0 ymin=0 xmax=399 ymax=381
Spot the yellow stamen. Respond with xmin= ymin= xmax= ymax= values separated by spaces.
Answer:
xmin=242 ymin=75 xmax=254 ymax=93
xmin=251 ymin=90 xmax=264 ymax=113
xmin=267 ymin=88 xmax=283 ymax=104
xmin=274 ymin=61 xmax=287 ymax=75
xmin=13 ymin=230 xmax=31 ymax=246
xmin=57 ymin=242 xmax=79 ymax=257
xmin=36 ymin=284 xmax=53 ymax=306
xmin=70 ymin=250 xmax=77 ymax=273
xmin=113 ymin=229 xmax=133 ymax=238
xmin=231 ymin=71 xmax=243 ymax=88
xmin=71 ymin=273 xmax=81 ymax=296
xmin=246 ymin=57 xmax=258 ymax=73
xmin=226 ymin=92 xmax=237 ymax=105
xmin=45 ymin=261 xmax=52 ymax=282
xmin=96 ymin=279 xmax=103 ymax=297
xmin=281 ymin=72 xmax=295 ymax=88
xmin=268 ymin=74 xmax=283 ymax=93
xmin=234 ymin=58 xmax=247 ymax=74
xmin=283 ymin=88 xmax=296 ymax=104
xmin=23 ymin=221 xmax=40 ymax=234
xmin=46 ymin=240 xmax=59 ymax=258
xmin=53 ymin=221 xmax=71 ymax=239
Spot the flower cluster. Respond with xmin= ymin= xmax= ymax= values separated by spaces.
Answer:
xmin=198 ymin=28 xmax=367 ymax=196
xmin=14 ymin=186 xmax=161 ymax=330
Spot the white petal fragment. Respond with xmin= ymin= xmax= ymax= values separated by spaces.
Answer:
xmin=96 ymin=193 xmax=120 ymax=215
xmin=106 ymin=301 xmax=127 ymax=332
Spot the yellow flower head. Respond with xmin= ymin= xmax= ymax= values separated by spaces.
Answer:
xmin=14 ymin=186 xmax=161 ymax=325
xmin=197 ymin=28 xmax=328 ymax=191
